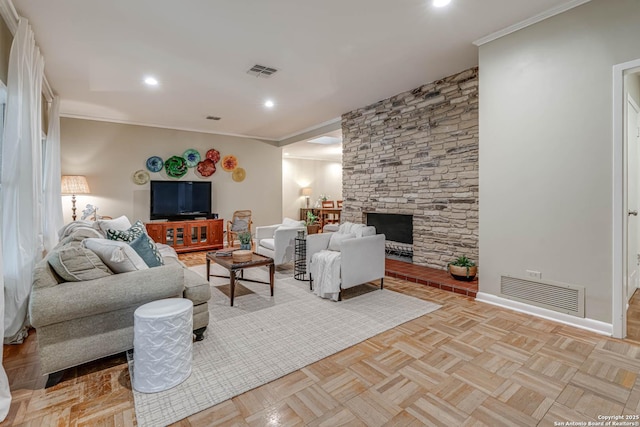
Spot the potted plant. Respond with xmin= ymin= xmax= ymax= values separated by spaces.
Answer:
xmin=238 ymin=231 xmax=252 ymax=250
xmin=448 ymin=255 xmax=477 ymax=281
xmin=306 ymin=211 xmax=321 ymax=235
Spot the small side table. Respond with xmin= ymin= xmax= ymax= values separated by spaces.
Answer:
xmin=294 ymin=236 xmax=307 ymax=281
xmin=133 ymin=298 xmax=193 ymax=393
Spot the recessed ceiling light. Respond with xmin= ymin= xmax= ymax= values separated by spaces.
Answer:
xmin=144 ymin=76 xmax=159 ymax=86
xmin=433 ymin=0 xmax=451 ymax=7
xmin=284 ymin=152 xmax=290 ymax=156
xmin=264 ymin=100 xmax=275 ymax=108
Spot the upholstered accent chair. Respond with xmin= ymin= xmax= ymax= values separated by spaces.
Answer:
xmin=307 ymin=223 xmax=385 ymax=301
xmin=255 ymin=218 xmax=306 ymax=266
xmin=227 ymin=210 xmax=253 ymax=248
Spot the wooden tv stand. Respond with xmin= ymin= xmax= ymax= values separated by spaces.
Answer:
xmin=145 ymin=219 xmax=223 ymax=253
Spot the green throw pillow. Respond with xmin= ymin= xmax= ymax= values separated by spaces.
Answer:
xmin=129 ymin=233 xmax=164 ymax=267
xmin=107 ymin=220 xmax=145 ymax=242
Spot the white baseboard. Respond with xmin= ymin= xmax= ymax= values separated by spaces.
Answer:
xmin=475 ymin=292 xmax=613 ymax=336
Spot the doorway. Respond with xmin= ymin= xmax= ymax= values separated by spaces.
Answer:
xmin=613 ymin=59 xmax=640 ymax=339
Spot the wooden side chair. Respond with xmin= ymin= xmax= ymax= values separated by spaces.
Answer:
xmin=227 ymin=210 xmax=253 ymax=248
xmin=337 ymin=200 xmax=343 ymax=208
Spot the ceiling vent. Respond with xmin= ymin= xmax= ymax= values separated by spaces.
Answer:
xmin=247 ymin=64 xmax=278 ymax=78
xmin=206 ymin=116 xmax=221 ymax=121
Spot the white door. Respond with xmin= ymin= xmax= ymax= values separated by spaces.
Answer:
xmin=627 ymin=97 xmax=640 ymax=302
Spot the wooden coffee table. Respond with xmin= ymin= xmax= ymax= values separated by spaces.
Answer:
xmin=206 ymin=251 xmax=275 ymax=306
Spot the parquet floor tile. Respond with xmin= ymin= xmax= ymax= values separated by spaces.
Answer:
xmin=6 ymin=264 xmax=640 ymax=425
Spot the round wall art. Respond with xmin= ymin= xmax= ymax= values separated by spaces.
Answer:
xmin=221 ymin=155 xmax=238 ymax=171
xmin=146 ymin=156 xmax=164 ymax=172
xmin=133 ymin=170 xmax=150 ymax=185
xmin=164 ymin=156 xmax=188 ymax=178
xmin=206 ymin=149 xmax=220 ymax=164
xmin=183 ymin=149 xmax=201 ymax=168
xmin=196 ymin=159 xmax=216 ymax=178
xmin=232 ymin=167 xmax=246 ymax=182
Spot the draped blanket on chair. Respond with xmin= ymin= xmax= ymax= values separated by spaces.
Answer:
xmin=310 ymin=250 xmax=341 ymax=301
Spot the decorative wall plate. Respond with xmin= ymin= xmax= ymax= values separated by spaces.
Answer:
xmin=206 ymin=149 xmax=220 ymax=164
xmin=232 ymin=167 xmax=246 ymax=182
xmin=183 ymin=149 xmax=201 ymax=168
xmin=221 ymin=155 xmax=238 ymax=171
xmin=196 ymin=159 xmax=216 ymax=178
xmin=133 ymin=169 xmax=150 ymax=185
xmin=146 ymin=156 xmax=164 ymax=172
xmin=164 ymin=156 xmax=188 ymax=178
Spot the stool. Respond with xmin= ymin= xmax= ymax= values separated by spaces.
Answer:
xmin=133 ymin=298 xmax=193 ymax=393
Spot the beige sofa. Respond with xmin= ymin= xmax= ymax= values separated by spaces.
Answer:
xmin=29 ymin=220 xmax=211 ymax=386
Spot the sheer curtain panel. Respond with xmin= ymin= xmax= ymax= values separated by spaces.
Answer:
xmin=0 ymin=235 xmax=10 ymax=421
xmin=43 ymin=96 xmax=62 ymax=252
xmin=1 ymin=18 xmax=44 ymax=343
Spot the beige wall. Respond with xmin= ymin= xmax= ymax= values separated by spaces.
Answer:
xmin=479 ymin=0 xmax=640 ymax=323
xmin=60 ymin=118 xmax=283 ymax=228
xmin=282 ymin=158 xmax=342 ymax=221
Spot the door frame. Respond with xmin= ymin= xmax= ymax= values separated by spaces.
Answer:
xmin=613 ymin=59 xmax=640 ymax=338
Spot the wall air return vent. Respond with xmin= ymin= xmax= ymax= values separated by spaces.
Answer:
xmin=247 ymin=64 xmax=278 ymax=78
xmin=500 ymin=275 xmax=585 ymax=317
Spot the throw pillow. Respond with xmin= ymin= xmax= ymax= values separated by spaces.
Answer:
xmin=47 ymin=245 xmax=113 ymax=282
xmin=328 ymin=232 xmax=355 ymax=251
xmin=106 ymin=220 xmax=145 ymax=242
xmin=97 ymin=215 xmax=132 ymax=234
xmin=282 ymin=217 xmax=304 ymax=227
xmin=231 ymin=218 xmax=248 ymax=232
xmin=129 ymin=233 xmax=164 ymax=267
xmin=83 ymin=238 xmax=149 ymax=274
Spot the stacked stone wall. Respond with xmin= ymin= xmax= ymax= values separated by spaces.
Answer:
xmin=341 ymin=67 xmax=479 ymax=269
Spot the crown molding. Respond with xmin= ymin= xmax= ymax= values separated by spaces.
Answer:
xmin=59 ymin=113 xmax=281 ymax=142
xmin=473 ymin=0 xmax=593 ymax=46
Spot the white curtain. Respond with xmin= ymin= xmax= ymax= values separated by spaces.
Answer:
xmin=0 ymin=232 xmax=10 ymax=421
xmin=43 ymin=96 xmax=62 ymax=252
xmin=1 ymin=18 xmax=44 ymax=344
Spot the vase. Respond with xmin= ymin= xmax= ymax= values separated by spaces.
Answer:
xmin=448 ymin=265 xmax=477 ymax=281
xmin=240 ymin=243 xmax=251 ymax=251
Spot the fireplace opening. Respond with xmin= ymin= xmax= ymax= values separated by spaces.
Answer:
xmin=366 ymin=213 xmax=413 ymax=262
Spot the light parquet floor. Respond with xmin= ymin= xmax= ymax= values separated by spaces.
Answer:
xmin=3 ymin=273 xmax=640 ymax=426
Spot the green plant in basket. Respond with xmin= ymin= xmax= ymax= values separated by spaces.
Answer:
xmin=448 ymin=255 xmax=477 ymax=279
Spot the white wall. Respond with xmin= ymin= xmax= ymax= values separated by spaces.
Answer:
xmin=282 ymin=158 xmax=342 ymax=220
xmin=60 ymin=118 xmax=283 ymax=228
xmin=479 ymin=0 xmax=640 ymax=323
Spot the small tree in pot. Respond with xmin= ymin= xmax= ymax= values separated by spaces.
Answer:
xmin=238 ymin=231 xmax=252 ymax=250
xmin=448 ymin=255 xmax=477 ymax=281
xmin=305 ymin=211 xmax=320 ymax=234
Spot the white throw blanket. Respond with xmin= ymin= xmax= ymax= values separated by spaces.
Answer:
xmin=310 ymin=250 xmax=342 ymax=301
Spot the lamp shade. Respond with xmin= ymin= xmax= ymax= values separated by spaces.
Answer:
xmin=61 ymin=175 xmax=90 ymax=195
xmin=301 ymin=187 xmax=312 ymax=197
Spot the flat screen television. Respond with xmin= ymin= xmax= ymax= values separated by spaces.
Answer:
xmin=150 ymin=181 xmax=212 ymax=220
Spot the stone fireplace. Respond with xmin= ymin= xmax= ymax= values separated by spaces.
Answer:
xmin=366 ymin=213 xmax=413 ymax=262
xmin=341 ymin=67 xmax=479 ymax=270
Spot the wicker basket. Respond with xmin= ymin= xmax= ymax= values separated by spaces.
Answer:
xmin=232 ymin=250 xmax=252 ymax=263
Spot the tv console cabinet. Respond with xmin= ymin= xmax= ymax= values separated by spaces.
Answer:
xmin=145 ymin=219 xmax=223 ymax=253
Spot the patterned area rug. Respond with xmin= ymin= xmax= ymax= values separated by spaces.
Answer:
xmin=128 ymin=263 xmax=440 ymax=427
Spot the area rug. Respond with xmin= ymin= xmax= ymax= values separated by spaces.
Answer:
xmin=128 ymin=263 xmax=440 ymax=427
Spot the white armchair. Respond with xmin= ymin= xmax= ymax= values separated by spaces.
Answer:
xmin=307 ymin=224 xmax=385 ymax=301
xmin=255 ymin=218 xmax=306 ymax=266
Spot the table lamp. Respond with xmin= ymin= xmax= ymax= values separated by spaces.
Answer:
xmin=61 ymin=175 xmax=90 ymax=221
xmin=301 ymin=187 xmax=312 ymax=208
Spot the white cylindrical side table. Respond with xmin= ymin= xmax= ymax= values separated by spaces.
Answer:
xmin=133 ymin=298 xmax=193 ymax=393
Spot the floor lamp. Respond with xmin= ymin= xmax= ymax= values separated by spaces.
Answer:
xmin=61 ymin=175 xmax=90 ymax=221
